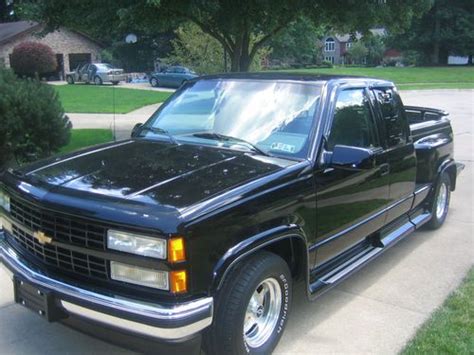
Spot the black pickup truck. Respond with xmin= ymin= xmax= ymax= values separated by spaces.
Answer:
xmin=0 ymin=74 xmax=464 ymax=354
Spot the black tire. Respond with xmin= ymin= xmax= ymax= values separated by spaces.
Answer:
xmin=426 ymin=172 xmax=451 ymax=229
xmin=94 ymin=76 xmax=103 ymax=85
xmin=111 ymin=81 xmax=119 ymax=85
xmin=150 ymin=77 xmax=159 ymax=87
xmin=205 ymin=251 xmax=292 ymax=355
xmin=66 ymin=76 xmax=74 ymax=84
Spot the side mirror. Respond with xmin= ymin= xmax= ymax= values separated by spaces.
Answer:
xmin=329 ymin=145 xmax=375 ymax=170
xmin=131 ymin=123 xmax=143 ymax=138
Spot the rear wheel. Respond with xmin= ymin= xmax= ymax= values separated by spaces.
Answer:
xmin=205 ymin=251 xmax=292 ymax=355
xmin=426 ymin=172 xmax=451 ymax=229
xmin=150 ymin=77 xmax=159 ymax=87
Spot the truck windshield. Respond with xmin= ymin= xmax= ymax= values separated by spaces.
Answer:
xmin=144 ymin=79 xmax=323 ymax=159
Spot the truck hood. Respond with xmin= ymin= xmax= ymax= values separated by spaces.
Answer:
xmin=20 ymin=139 xmax=294 ymax=211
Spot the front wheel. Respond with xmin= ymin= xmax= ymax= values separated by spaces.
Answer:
xmin=111 ymin=81 xmax=119 ymax=85
xmin=205 ymin=252 xmax=292 ymax=355
xmin=426 ymin=172 xmax=451 ymax=229
xmin=94 ymin=76 xmax=103 ymax=85
xmin=66 ymin=76 xmax=74 ymax=84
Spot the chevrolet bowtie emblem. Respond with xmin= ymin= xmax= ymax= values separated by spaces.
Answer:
xmin=33 ymin=231 xmax=53 ymax=245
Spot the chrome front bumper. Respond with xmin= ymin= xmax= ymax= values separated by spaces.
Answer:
xmin=0 ymin=231 xmax=213 ymax=341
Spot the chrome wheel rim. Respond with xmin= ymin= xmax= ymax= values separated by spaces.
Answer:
xmin=95 ymin=77 xmax=101 ymax=85
xmin=151 ymin=78 xmax=158 ymax=86
xmin=436 ymin=182 xmax=448 ymax=219
xmin=243 ymin=278 xmax=282 ymax=348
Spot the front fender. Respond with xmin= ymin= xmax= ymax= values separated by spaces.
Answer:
xmin=211 ymin=224 xmax=309 ymax=292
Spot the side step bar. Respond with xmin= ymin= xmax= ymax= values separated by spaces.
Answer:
xmin=309 ymin=212 xmax=431 ymax=298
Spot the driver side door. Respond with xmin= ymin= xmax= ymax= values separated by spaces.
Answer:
xmin=313 ymin=88 xmax=390 ymax=267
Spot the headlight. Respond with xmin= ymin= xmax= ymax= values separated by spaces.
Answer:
xmin=110 ymin=261 xmax=169 ymax=290
xmin=107 ymin=230 xmax=166 ymax=259
xmin=0 ymin=190 xmax=10 ymax=212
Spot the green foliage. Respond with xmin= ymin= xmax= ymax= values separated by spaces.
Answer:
xmin=270 ymin=17 xmax=324 ymax=67
xmin=165 ymin=22 xmax=269 ymax=74
xmin=53 ymin=85 xmax=171 ymax=113
xmin=19 ymin=0 xmax=432 ymax=72
xmin=165 ymin=22 xmax=227 ymax=74
xmin=10 ymin=41 xmax=57 ymax=77
xmin=403 ymin=268 xmax=474 ymax=354
xmin=321 ymin=60 xmax=334 ymax=68
xmin=347 ymin=42 xmax=368 ymax=65
xmin=363 ymin=35 xmax=386 ymax=66
xmin=387 ymin=0 xmax=474 ymax=64
xmin=0 ymin=69 xmax=71 ymax=168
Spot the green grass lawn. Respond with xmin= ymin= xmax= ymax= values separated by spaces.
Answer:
xmin=402 ymin=268 xmax=474 ymax=354
xmin=53 ymin=85 xmax=171 ymax=114
xmin=278 ymin=66 xmax=474 ymax=90
xmin=60 ymin=129 xmax=114 ymax=154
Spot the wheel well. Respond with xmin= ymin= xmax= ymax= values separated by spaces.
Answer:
xmin=261 ymin=237 xmax=307 ymax=282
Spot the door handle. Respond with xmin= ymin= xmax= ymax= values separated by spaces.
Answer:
xmin=380 ymin=163 xmax=390 ymax=176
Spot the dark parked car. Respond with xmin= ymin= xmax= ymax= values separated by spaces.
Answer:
xmin=149 ymin=66 xmax=198 ymax=88
xmin=66 ymin=63 xmax=126 ymax=85
xmin=0 ymin=74 xmax=463 ymax=354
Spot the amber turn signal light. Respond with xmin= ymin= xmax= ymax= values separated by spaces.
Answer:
xmin=168 ymin=237 xmax=186 ymax=263
xmin=170 ymin=270 xmax=187 ymax=293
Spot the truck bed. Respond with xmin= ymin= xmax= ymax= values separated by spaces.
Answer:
xmin=406 ymin=106 xmax=454 ymax=186
xmin=406 ymin=106 xmax=451 ymax=141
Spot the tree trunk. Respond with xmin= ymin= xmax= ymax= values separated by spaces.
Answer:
xmin=431 ymin=4 xmax=440 ymax=65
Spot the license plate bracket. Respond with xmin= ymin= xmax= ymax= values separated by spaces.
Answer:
xmin=14 ymin=277 xmax=67 ymax=322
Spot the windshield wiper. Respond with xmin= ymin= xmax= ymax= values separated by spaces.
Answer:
xmin=191 ymin=132 xmax=270 ymax=156
xmin=140 ymin=126 xmax=180 ymax=145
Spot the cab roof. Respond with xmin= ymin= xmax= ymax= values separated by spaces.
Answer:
xmin=197 ymin=72 xmax=394 ymax=87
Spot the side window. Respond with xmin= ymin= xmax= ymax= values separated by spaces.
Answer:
xmin=373 ymin=88 xmax=408 ymax=147
xmin=327 ymin=89 xmax=378 ymax=150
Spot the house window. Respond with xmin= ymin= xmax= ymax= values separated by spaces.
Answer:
xmin=346 ymin=42 xmax=353 ymax=50
xmin=325 ymin=38 xmax=335 ymax=52
xmin=324 ymin=56 xmax=335 ymax=64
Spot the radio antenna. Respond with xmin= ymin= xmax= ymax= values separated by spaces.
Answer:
xmin=112 ymin=82 xmax=116 ymax=141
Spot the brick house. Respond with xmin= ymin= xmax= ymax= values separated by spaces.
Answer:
xmin=0 ymin=21 xmax=103 ymax=78
xmin=321 ymin=28 xmax=386 ymax=65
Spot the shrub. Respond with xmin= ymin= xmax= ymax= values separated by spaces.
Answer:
xmin=0 ymin=69 xmax=71 ymax=168
xmin=10 ymin=41 xmax=57 ymax=77
xmin=321 ymin=60 xmax=334 ymax=68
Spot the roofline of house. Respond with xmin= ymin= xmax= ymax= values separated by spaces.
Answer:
xmin=0 ymin=22 xmax=103 ymax=48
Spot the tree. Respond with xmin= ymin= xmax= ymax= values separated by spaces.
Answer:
xmin=166 ymin=22 xmax=270 ymax=74
xmin=270 ymin=17 xmax=324 ymax=67
xmin=347 ymin=41 xmax=368 ymax=65
xmin=18 ymin=0 xmax=432 ymax=72
xmin=165 ymin=22 xmax=230 ymax=74
xmin=387 ymin=0 xmax=474 ymax=65
xmin=363 ymin=35 xmax=385 ymax=66
xmin=10 ymin=41 xmax=57 ymax=77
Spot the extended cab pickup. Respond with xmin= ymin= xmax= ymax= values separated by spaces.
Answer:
xmin=0 ymin=74 xmax=464 ymax=354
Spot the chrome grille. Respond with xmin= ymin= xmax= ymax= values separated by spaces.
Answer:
xmin=9 ymin=224 xmax=108 ymax=279
xmin=9 ymin=198 xmax=106 ymax=249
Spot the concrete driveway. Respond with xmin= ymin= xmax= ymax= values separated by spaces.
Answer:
xmin=0 ymin=90 xmax=472 ymax=354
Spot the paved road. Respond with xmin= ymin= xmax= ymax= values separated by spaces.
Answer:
xmin=0 ymin=90 xmax=472 ymax=354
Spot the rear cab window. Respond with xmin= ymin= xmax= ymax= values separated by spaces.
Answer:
xmin=372 ymin=88 xmax=410 ymax=147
